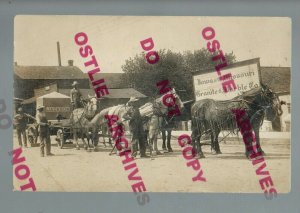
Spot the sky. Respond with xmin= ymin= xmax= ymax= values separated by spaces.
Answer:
xmin=14 ymin=16 xmax=291 ymax=73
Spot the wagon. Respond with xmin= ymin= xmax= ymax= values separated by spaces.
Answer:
xmin=53 ymin=119 xmax=73 ymax=149
xmin=26 ymin=123 xmax=38 ymax=147
xmin=53 ymin=119 xmax=107 ymax=149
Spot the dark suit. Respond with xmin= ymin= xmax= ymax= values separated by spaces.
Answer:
xmin=14 ymin=113 xmax=35 ymax=147
xmin=123 ymin=106 xmax=146 ymax=156
xmin=36 ymin=112 xmax=51 ymax=156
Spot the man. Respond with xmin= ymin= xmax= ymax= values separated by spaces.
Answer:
xmin=122 ymin=97 xmax=148 ymax=158
xmin=36 ymin=106 xmax=54 ymax=157
xmin=13 ymin=107 xmax=35 ymax=147
xmin=70 ymin=81 xmax=83 ymax=109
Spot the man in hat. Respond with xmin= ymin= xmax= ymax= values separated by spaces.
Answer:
xmin=70 ymin=81 xmax=83 ymax=109
xmin=122 ymin=97 xmax=148 ymax=158
xmin=13 ymin=107 xmax=36 ymax=147
xmin=36 ymin=106 xmax=54 ymax=157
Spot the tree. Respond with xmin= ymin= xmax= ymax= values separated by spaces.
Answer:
xmin=121 ymin=48 xmax=236 ymax=101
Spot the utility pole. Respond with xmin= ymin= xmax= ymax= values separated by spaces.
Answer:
xmin=57 ymin=41 xmax=62 ymax=66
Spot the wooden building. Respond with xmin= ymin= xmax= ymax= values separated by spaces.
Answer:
xmin=13 ymin=61 xmax=147 ymax=115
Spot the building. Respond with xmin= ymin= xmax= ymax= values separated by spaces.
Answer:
xmin=260 ymin=66 xmax=291 ymax=131
xmin=14 ymin=60 xmax=125 ymax=99
xmin=14 ymin=61 xmax=147 ymax=115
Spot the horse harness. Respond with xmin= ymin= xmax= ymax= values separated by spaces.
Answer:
xmin=192 ymin=89 xmax=274 ymax=140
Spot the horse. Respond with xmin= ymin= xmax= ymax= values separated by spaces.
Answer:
xmin=161 ymin=114 xmax=177 ymax=152
xmin=70 ymin=96 xmax=100 ymax=151
xmin=142 ymin=89 xmax=184 ymax=155
xmin=87 ymin=89 xmax=184 ymax=156
xmin=79 ymin=103 xmax=132 ymax=155
xmin=191 ymin=84 xmax=283 ymax=158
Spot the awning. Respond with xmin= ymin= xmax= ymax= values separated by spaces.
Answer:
xmin=22 ymin=96 xmax=37 ymax=105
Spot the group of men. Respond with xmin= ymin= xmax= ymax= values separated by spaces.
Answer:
xmin=14 ymin=105 xmax=54 ymax=157
xmin=14 ymin=81 xmax=175 ymax=159
xmin=13 ymin=81 xmax=83 ymax=158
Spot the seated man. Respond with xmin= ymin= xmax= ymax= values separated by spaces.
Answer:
xmin=70 ymin=81 xmax=84 ymax=109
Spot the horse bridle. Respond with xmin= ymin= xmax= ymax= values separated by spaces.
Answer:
xmin=257 ymin=87 xmax=282 ymax=116
xmin=86 ymin=98 xmax=98 ymax=111
xmin=241 ymin=87 xmax=282 ymax=125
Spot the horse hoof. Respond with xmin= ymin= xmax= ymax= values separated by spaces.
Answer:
xmin=156 ymin=151 xmax=162 ymax=155
xmin=168 ymin=148 xmax=173 ymax=153
xmin=211 ymin=150 xmax=217 ymax=155
xmin=216 ymin=151 xmax=222 ymax=154
xmin=131 ymin=152 xmax=137 ymax=158
xmin=109 ymin=152 xmax=116 ymax=156
xmin=84 ymin=146 xmax=88 ymax=150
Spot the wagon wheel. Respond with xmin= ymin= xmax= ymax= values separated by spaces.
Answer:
xmin=56 ymin=129 xmax=64 ymax=149
xmin=27 ymin=127 xmax=36 ymax=147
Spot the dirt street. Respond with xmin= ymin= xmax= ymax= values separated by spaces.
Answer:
xmin=13 ymin=131 xmax=290 ymax=193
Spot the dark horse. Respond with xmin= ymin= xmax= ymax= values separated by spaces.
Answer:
xmin=161 ymin=114 xmax=176 ymax=152
xmin=191 ymin=84 xmax=283 ymax=158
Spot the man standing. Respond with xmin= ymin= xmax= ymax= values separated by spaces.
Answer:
xmin=13 ymin=107 xmax=35 ymax=147
xmin=70 ymin=81 xmax=83 ymax=109
xmin=122 ymin=97 xmax=148 ymax=158
xmin=36 ymin=106 xmax=54 ymax=157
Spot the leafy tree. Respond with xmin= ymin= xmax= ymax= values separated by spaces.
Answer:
xmin=121 ymin=48 xmax=236 ymax=101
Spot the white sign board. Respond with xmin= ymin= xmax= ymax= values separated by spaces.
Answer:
xmin=193 ymin=59 xmax=261 ymax=101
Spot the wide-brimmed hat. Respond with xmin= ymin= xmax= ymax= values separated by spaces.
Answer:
xmin=72 ymin=81 xmax=79 ymax=86
xmin=128 ymin=97 xmax=139 ymax=103
xmin=37 ymin=105 xmax=45 ymax=110
xmin=17 ymin=107 xmax=23 ymax=112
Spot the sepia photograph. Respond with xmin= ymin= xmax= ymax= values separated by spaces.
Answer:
xmin=13 ymin=16 xmax=291 ymax=196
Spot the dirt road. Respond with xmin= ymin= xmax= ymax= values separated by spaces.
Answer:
xmin=13 ymin=131 xmax=290 ymax=193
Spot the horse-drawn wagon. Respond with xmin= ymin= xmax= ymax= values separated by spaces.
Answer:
xmin=190 ymin=58 xmax=284 ymax=158
xmin=53 ymin=119 xmax=73 ymax=149
xmin=53 ymin=118 xmax=105 ymax=149
xmin=53 ymin=96 xmax=111 ymax=150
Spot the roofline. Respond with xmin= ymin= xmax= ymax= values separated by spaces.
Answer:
xmin=192 ymin=58 xmax=260 ymax=76
xmin=260 ymin=66 xmax=291 ymax=69
xmin=14 ymin=65 xmax=82 ymax=69
xmin=276 ymin=91 xmax=290 ymax=96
